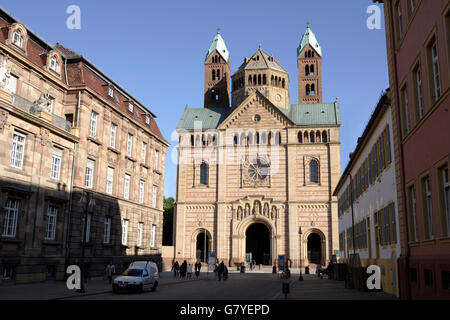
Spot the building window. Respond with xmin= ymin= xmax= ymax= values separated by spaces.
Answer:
xmin=310 ymin=160 xmax=319 ymax=184
xmin=122 ymin=220 xmax=128 ymax=246
xmin=89 ymin=111 xmax=98 ymax=138
xmin=81 ymin=214 xmax=92 ymax=243
xmin=51 ymin=148 xmax=62 ymax=180
xmin=142 ymin=142 xmax=147 ymax=164
xmin=408 ymin=186 xmax=419 ymax=242
xmin=103 ymin=217 xmax=111 ymax=244
xmin=108 ymin=88 xmax=114 ymax=97
xmin=431 ymin=42 xmax=441 ymax=101
xmin=127 ymin=134 xmax=133 ymax=158
xmin=85 ymin=159 xmax=95 ymax=189
xmin=200 ymin=162 xmax=208 ymax=185
xmin=410 ymin=268 xmax=418 ymax=283
xmin=443 ymin=271 xmax=450 ymax=291
xmin=106 ymin=167 xmax=114 ymax=195
xmin=395 ymin=1 xmax=403 ymax=40
xmin=154 ymin=150 xmax=160 ymax=171
xmin=124 ymin=174 xmax=131 ymax=200
xmin=135 ymin=222 xmax=143 ymax=247
xmin=424 ymin=269 xmax=433 ymax=287
xmin=45 ymin=206 xmax=58 ymax=241
xmin=145 ymin=116 xmax=150 ymax=125
xmin=440 ymin=166 xmax=450 ymax=237
xmin=12 ymin=29 xmax=23 ymax=48
xmin=2 ymin=199 xmax=19 ymax=238
xmin=110 ymin=124 xmax=117 ymax=149
xmin=423 ymin=176 xmax=434 ymax=239
xmin=128 ymin=103 xmax=133 ymax=112
xmin=401 ymin=86 xmax=411 ymax=134
xmin=413 ymin=66 xmax=424 ymax=121
xmin=139 ymin=180 xmax=145 ymax=204
xmin=10 ymin=132 xmax=26 ymax=169
xmin=49 ymin=57 xmax=58 ymax=72
xmin=151 ymin=225 xmax=156 ymax=248
xmin=152 ymin=185 xmax=158 ymax=208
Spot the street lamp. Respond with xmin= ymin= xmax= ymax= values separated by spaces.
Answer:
xmin=298 ymin=226 xmax=303 ymax=281
xmin=78 ymin=191 xmax=95 ymax=293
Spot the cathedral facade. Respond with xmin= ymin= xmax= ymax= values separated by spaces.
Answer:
xmin=174 ymin=26 xmax=341 ymax=268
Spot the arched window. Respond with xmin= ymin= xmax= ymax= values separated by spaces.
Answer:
xmin=274 ymin=132 xmax=281 ymax=145
xmin=202 ymin=135 xmax=207 ymax=146
xmin=248 ymin=75 xmax=252 ymax=85
xmin=310 ymin=131 xmax=315 ymax=143
xmin=248 ymin=133 xmax=253 ymax=145
xmin=255 ymin=132 xmax=260 ymax=145
xmin=298 ymin=132 xmax=303 ymax=143
xmin=240 ymin=133 xmax=246 ymax=146
xmin=306 ymin=84 xmax=311 ymax=96
xmin=322 ymin=131 xmax=328 ymax=143
xmin=261 ymin=132 xmax=267 ymax=145
xmin=50 ymin=56 xmax=58 ymax=72
xmin=312 ymin=51 xmax=315 ymax=58
xmin=12 ymin=29 xmax=23 ymax=48
xmin=263 ymin=74 xmax=267 ymax=85
xmin=316 ymin=131 xmax=321 ymax=142
xmin=191 ymin=135 xmax=195 ymax=147
xmin=305 ymin=65 xmax=310 ymax=76
xmin=305 ymin=52 xmax=308 ymax=58
xmin=216 ymin=69 xmax=220 ymax=80
xmin=310 ymin=64 xmax=315 ymax=75
xmin=311 ymin=84 xmax=315 ymax=96
xmin=268 ymin=132 xmax=272 ymax=145
xmin=310 ymin=160 xmax=319 ymax=183
xmin=200 ymin=163 xmax=208 ymax=185
xmin=258 ymin=74 xmax=262 ymax=85
xmin=234 ymin=134 xmax=239 ymax=146
xmin=253 ymin=75 xmax=257 ymax=85
xmin=195 ymin=135 xmax=201 ymax=147
xmin=304 ymin=132 xmax=309 ymax=143
xmin=212 ymin=69 xmax=216 ymax=81
xmin=282 ymin=79 xmax=285 ymax=88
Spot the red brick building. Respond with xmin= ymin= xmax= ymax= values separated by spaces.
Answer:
xmin=376 ymin=0 xmax=450 ymax=299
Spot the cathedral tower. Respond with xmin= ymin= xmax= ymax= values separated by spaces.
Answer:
xmin=297 ymin=24 xmax=322 ymax=104
xmin=204 ymin=29 xmax=231 ymax=108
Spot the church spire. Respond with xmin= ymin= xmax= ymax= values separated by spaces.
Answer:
xmin=297 ymin=23 xmax=323 ymax=104
xmin=204 ymin=29 xmax=231 ymax=108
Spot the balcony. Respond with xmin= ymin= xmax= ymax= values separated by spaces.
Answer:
xmin=11 ymin=94 xmax=72 ymax=133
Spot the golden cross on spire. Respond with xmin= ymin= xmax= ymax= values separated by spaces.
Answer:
xmin=307 ymin=21 xmax=310 ymax=28
xmin=217 ymin=27 xmax=221 ymax=34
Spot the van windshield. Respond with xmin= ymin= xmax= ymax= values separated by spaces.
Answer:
xmin=122 ymin=269 xmax=143 ymax=277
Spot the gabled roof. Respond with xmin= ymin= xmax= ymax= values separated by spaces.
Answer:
xmin=297 ymin=26 xmax=322 ymax=57
xmin=176 ymin=106 xmax=230 ymax=130
xmin=205 ymin=30 xmax=230 ymax=62
xmin=234 ymin=46 xmax=288 ymax=75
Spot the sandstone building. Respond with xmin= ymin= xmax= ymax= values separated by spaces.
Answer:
xmin=174 ymin=27 xmax=341 ymax=269
xmin=0 ymin=8 xmax=168 ymax=283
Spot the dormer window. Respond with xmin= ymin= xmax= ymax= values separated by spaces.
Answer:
xmin=108 ymin=88 xmax=114 ymax=97
xmin=12 ymin=29 xmax=23 ymax=48
xmin=49 ymin=57 xmax=58 ymax=72
xmin=128 ymin=103 xmax=133 ymax=112
xmin=145 ymin=116 xmax=150 ymax=125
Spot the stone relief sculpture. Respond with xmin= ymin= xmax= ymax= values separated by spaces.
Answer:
xmin=34 ymin=91 xmax=53 ymax=113
xmin=0 ymin=55 xmax=11 ymax=90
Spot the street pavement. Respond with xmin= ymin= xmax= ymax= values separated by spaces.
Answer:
xmin=0 ymin=271 xmax=396 ymax=300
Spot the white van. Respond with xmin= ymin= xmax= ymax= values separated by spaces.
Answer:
xmin=112 ymin=261 xmax=159 ymax=293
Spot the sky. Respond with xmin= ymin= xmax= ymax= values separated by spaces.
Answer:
xmin=0 ymin=0 xmax=389 ymax=198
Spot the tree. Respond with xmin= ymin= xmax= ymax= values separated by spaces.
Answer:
xmin=163 ymin=197 xmax=175 ymax=246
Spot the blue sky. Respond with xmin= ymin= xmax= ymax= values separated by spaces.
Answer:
xmin=0 ymin=0 xmax=389 ymax=198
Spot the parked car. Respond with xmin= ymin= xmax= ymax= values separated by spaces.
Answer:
xmin=112 ymin=261 xmax=159 ymax=293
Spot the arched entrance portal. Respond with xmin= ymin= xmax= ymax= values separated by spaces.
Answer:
xmin=246 ymin=223 xmax=271 ymax=265
xmin=307 ymin=233 xmax=322 ymax=265
xmin=196 ymin=232 xmax=210 ymax=263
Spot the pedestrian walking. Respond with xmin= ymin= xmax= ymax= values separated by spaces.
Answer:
xmin=180 ymin=260 xmax=187 ymax=278
xmin=223 ymin=266 xmax=228 ymax=281
xmin=187 ymin=264 xmax=193 ymax=279
xmin=217 ymin=261 xmax=225 ymax=281
xmin=195 ymin=261 xmax=201 ymax=279
xmin=105 ymin=261 xmax=116 ymax=285
xmin=172 ymin=261 xmax=179 ymax=278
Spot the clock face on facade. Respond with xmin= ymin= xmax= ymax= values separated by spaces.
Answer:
xmin=248 ymin=158 xmax=270 ymax=181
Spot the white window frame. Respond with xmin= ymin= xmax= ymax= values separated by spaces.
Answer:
xmin=12 ymin=29 xmax=23 ymax=48
xmin=110 ymin=124 xmax=117 ymax=149
xmin=122 ymin=220 xmax=128 ymax=246
xmin=89 ymin=111 xmax=98 ymax=138
xmin=85 ymin=159 xmax=95 ymax=189
xmin=403 ymin=88 xmax=410 ymax=134
xmin=443 ymin=166 xmax=450 ymax=237
xmin=142 ymin=142 xmax=147 ymax=164
xmin=104 ymin=216 xmax=111 ymax=244
xmin=154 ymin=150 xmax=159 ymax=171
xmin=106 ymin=167 xmax=114 ymax=195
xmin=416 ymin=68 xmax=423 ymax=119
xmin=127 ymin=134 xmax=133 ymax=158
xmin=151 ymin=224 xmax=156 ymax=248
xmin=425 ymin=178 xmax=433 ymax=239
xmin=139 ymin=180 xmax=145 ymax=204
xmin=145 ymin=116 xmax=150 ymax=125
xmin=10 ymin=132 xmax=26 ymax=169
xmin=431 ymin=43 xmax=441 ymax=101
xmin=124 ymin=174 xmax=131 ymax=200
xmin=152 ymin=185 xmax=158 ymax=208
xmin=397 ymin=3 xmax=403 ymax=38
xmin=45 ymin=205 xmax=58 ymax=241
xmin=51 ymin=148 xmax=62 ymax=180
xmin=2 ymin=199 xmax=19 ymax=238
xmin=49 ymin=57 xmax=58 ymax=72
xmin=128 ymin=103 xmax=133 ymax=112
xmin=108 ymin=88 xmax=114 ymax=97
xmin=137 ymin=222 xmax=143 ymax=247
xmin=411 ymin=187 xmax=418 ymax=242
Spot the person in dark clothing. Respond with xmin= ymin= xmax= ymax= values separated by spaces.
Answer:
xmin=172 ymin=261 xmax=180 ymax=278
xmin=223 ymin=266 xmax=228 ymax=280
xmin=180 ymin=260 xmax=188 ymax=278
xmin=326 ymin=261 xmax=335 ymax=280
xmin=217 ymin=261 xmax=225 ymax=281
xmin=195 ymin=261 xmax=201 ymax=279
